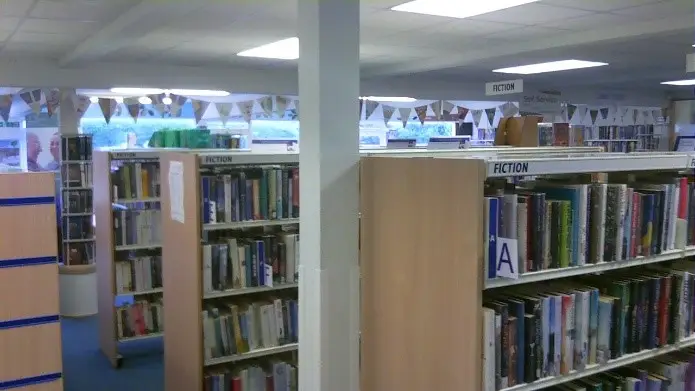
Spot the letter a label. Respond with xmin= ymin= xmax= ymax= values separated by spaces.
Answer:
xmin=496 ymin=237 xmax=518 ymax=280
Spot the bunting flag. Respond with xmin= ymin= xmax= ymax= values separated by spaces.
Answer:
xmin=457 ymin=106 xmax=469 ymax=121
xmin=381 ymin=104 xmax=396 ymax=126
xmin=192 ymin=99 xmax=210 ymax=124
xmin=258 ymin=96 xmax=273 ymax=116
xmin=398 ymin=107 xmax=411 ymax=127
xmin=500 ymin=102 xmax=517 ymax=117
xmin=216 ymin=103 xmax=233 ymax=125
xmin=430 ymin=100 xmax=442 ymax=120
xmin=73 ymin=95 xmax=91 ymax=120
xmin=632 ymin=109 xmax=638 ymax=124
xmin=275 ymin=96 xmax=290 ymax=117
xmin=442 ymin=101 xmax=455 ymax=120
xmin=589 ymin=109 xmax=599 ymax=124
xmin=365 ymin=100 xmax=379 ymax=120
xmin=599 ymin=107 xmax=609 ymax=121
xmin=359 ymin=99 xmax=364 ymax=120
xmin=98 ymin=98 xmax=118 ymax=124
xmin=484 ymin=108 xmax=496 ymax=128
xmin=0 ymin=95 xmax=12 ymax=122
xmin=169 ymin=94 xmax=187 ymax=117
xmin=414 ymin=105 xmax=428 ymax=125
xmin=567 ymin=104 xmax=577 ymax=123
xmin=471 ymin=109 xmax=483 ymax=127
xmin=653 ymin=109 xmax=662 ymax=123
xmin=292 ymin=99 xmax=299 ymax=116
xmin=148 ymin=93 xmax=167 ymax=116
xmin=123 ymin=97 xmax=140 ymax=122
xmin=237 ymin=100 xmax=254 ymax=122
xmin=19 ymin=89 xmax=42 ymax=115
xmin=43 ymin=88 xmax=60 ymax=117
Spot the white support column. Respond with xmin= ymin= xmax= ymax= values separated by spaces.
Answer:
xmin=297 ymin=0 xmax=360 ymax=391
xmin=58 ymin=88 xmax=79 ymax=136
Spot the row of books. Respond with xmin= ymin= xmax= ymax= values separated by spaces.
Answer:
xmin=62 ymin=164 xmax=92 ymax=188
xmin=485 ymin=177 xmax=695 ymax=278
xmin=209 ymin=134 xmax=242 ymax=150
xmin=116 ymin=299 xmax=163 ymax=340
xmin=63 ymin=215 xmax=93 ymax=240
xmin=202 ymin=298 xmax=298 ymax=360
xmin=204 ymin=361 xmax=297 ymax=391
xmin=62 ymin=189 xmax=92 ymax=214
xmin=541 ymin=347 xmax=695 ymax=391
xmin=483 ymin=260 xmax=695 ymax=390
xmin=112 ymin=162 xmax=161 ymax=200
xmin=203 ymin=233 xmax=299 ymax=293
xmin=62 ymin=242 xmax=93 ymax=265
xmin=201 ymin=167 xmax=299 ymax=224
xmin=584 ymin=140 xmax=639 ymax=153
xmin=113 ymin=209 xmax=162 ymax=247
xmin=61 ymin=135 xmax=92 ymax=161
xmin=115 ymin=256 xmax=162 ymax=294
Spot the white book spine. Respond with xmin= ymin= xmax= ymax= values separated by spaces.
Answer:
xmin=483 ymin=308 xmax=496 ymax=391
xmin=670 ymin=183 xmax=679 ymax=250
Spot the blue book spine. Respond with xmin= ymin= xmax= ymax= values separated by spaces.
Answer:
xmin=548 ymin=296 xmax=556 ymax=376
xmin=256 ymin=240 xmax=265 ymax=286
xmin=488 ymin=197 xmax=499 ymax=279
xmin=245 ymin=180 xmax=253 ymax=221
xmin=201 ymin=176 xmax=210 ymax=224
xmin=291 ymin=300 xmax=298 ymax=342
xmin=239 ymin=173 xmax=247 ymax=221
xmin=231 ymin=177 xmax=239 ymax=222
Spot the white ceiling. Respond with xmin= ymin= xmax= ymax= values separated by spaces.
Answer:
xmin=0 ymin=0 xmax=693 ymax=102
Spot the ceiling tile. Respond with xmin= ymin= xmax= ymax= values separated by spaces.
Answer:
xmin=611 ymin=1 xmax=694 ymax=21
xmin=484 ymin=26 xmax=573 ymax=42
xmin=30 ymin=0 xmax=136 ymax=21
xmin=0 ymin=16 xmax=22 ymax=31
xmin=361 ymin=9 xmax=454 ymax=33
xmin=470 ymin=3 xmax=593 ymax=24
xmin=426 ymin=19 xmax=527 ymax=37
xmin=10 ymin=31 xmax=81 ymax=44
xmin=18 ymin=18 xmax=99 ymax=34
xmin=1 ymin=41 xmax=71 ymax=56
xmin=0 ymin=0 xmax=36 ymax=17
xmin=0 ymin=30 xmax=11 ymax=41
xmin=539 ymin=0 xmax=665 ymax=12
xmin=540 ymin=12 xmax=635 ymax=30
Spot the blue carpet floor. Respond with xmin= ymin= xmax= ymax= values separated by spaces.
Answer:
xmin=61 ymin=316 xmax=163 ymax=391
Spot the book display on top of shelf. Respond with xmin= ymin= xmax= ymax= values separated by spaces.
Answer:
xmin=94 ymin=149 xmax=165 ymax=368
xmin=358 ymin=149 xmax=695 ymax=391
xmin=160 ymin=151 xmax=299 ymax=391
xmin=60 ymin=134 xmax=94 ymax=265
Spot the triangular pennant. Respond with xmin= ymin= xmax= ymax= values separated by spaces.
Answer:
xmin=359 ymin=99 xmax=364 ymax=120
xmin=20 ymin=89 xmax=42 ymax=115
xmin=216 ymin=103 xmax=233 ymax=126
xmin=567 ymin=104 xmax=577 ymax=122
xmin=653 ymin=109 xmax=661 ymax=123
xmin=275 ymin=96 xmax=290 ymax=117
xmin=98 ymin=98 xmax=118 ymax=124
xmin=365 ymin=100 xmax=379 ymax=120
xmin=457 ymin=106 xmax=470 ymax=121
xmin=414 ymin=105 xmax=428 ymax=125
xmin=589 ymin=109 xmax=599 ymax=124
xmin=74 ymin=95 xmax=91 ymax=120
xmin=442 ymin=101 xmax=455 ymax=120
xmin=484 ymin=108 xmax=496 ymax=128
xmin=192 ymin=99 xmax=210 ymax=124
xmin=148 ymin=93 xmax=167 ymax=116
xmin=293 ymin=99 xmax=300 ymax=116
xmin=430 ymin=100 xmax=442 ymax=120
xmin=43 ymin=89 xmax=60 ymax=117
xmin=169 ymin=94 xmax=187 ymax=117
xmin=258 ymin=96 xmax=273 ymax=116
xmin=381 ymin=104 xmax=396 ymax=126
xmin=471 ymin=109 xmax=483 ymax=127
xmin=576 ymin=106 xmax=587 ymax=125
xmin=398 ymin=107 xmax=411 ymax=127
xmin=599 ymin=107 xmax=609 ymax=120
xmin=123 ymin=97 xmax=140 ymax=122
xmin=0 ymin=95 xmax=12 ymax=122
xmin=237 ymin=100 xmax=254 ymax=122
xmin=632 ymin=109 xmax=638 ymax=124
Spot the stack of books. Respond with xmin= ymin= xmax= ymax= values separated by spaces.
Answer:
xmin=116 ymin=299 xmax=164 ymax=340
xmin=115 ymin=255 xmax=163 ymax=294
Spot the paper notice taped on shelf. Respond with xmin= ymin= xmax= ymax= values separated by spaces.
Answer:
xmin=168 ymin=161 xmax=185 ymax=223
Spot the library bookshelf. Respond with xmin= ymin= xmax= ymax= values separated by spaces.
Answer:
xmin=0 ymin=172 xmax=63 ymax=391
xmin=94 ymin=149 xmax=167 ymax=368
xmin=360 ymin=151 xmax=695 ymax=391
xmin=160 ymin=150 xmax=300 ymax=391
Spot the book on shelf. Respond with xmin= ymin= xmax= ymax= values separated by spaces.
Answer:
xmin=485 ymin=175 xmax=694 ymax=280
xmin=116 ymin=299 xmax=163 ymax=340
xmin=203 ymin=232 xmax=299 ymax=293
xmin=63 ymin=189 xmax=93 ymax=214
xmin=115 ymin=255 xmax=162 ymax=294
xmin=61 ymin=135 xmax=92 ymax=161
xmin=113 ymin=209 xmax=162 ymax=247
xmin=202 ymin=167 xmax=299 ymax=224
xmin=112 ymin=161 xmax=161 ymax=200
xmin=204 ymin=360 xmax=297 ymax=391
xmin=483 ymin=260 xmax=695 ymax=391
xmin=63 ymin=215 xmax=93 ymax=240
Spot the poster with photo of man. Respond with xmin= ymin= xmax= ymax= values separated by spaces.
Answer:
xmin=26 ymin=128 xmax=60 ymax=172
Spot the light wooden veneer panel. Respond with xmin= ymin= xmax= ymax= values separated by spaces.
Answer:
xmin=17 ymin=378 xmax=64 ymax=391
xmin=0 ymin=264 xmax=59 ymax=321
xmin=360 ymin=156 xmax=485 ymax=391
xmin=0 ymin=172 xmax=55 ymax=199
xmin=0 ymin=323 xmax=62 ymax=382
xmin=0 ymin=205 xmax=57 ymax=261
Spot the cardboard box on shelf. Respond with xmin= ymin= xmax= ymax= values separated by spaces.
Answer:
xmin=494 ymin=115 xmax=541 ymax=147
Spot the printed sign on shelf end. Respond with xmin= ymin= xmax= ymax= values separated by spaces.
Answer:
xmin=495 ymin=237 xmax=518 ymax=280
xmin=427 ymin=136 xmax=471 ymax=150
xmin=485 ymin=79 xmax=524 ymax=96
xmin=387 ymin=139 xmax=417 ymax=149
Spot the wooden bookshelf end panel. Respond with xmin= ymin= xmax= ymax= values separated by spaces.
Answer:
xmin=0 ymin=264 xmax=59 ymax=321
xmin=0 ymin=204 xmax=57 ymax=261
xmin=360 ymin=157 xmax=485 ymax=391
xmin=160 ymin=152 xmax=204 ymax=391
xmin=0 ymin=322 xmax=62 ymax=383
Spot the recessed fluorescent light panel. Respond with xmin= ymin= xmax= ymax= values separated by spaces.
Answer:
xmin=391 ymin=0 xmax=539 ymax=18
xmin=661 ymin=79 xmax=695 ymax=86
xmin=361 ymin=96 xmax=416 ymax=102
xmin=237 ymin=38 xmax=299 ymax=60
xmin=110 ymin=88 xmax=229 ymax=97
xmin=493 ymin=60 xmax=608 ymax=75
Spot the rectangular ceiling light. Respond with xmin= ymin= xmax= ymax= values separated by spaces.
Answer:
xmin=493 ymin=60 xmax=609 ymax=75
xmin=661 ymin=79 xmax=695 ymax=86
xmin=237 ymin=37 xmax=299 ymax=60
xmin=391 ymin=0 xmax=539 ymax=18
xmin=361 ymin=96 xmax=416 ymax=102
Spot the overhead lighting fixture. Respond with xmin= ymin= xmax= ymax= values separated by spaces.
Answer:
xmin=162 ymin=96 xmax=173 ymax=105
xmin=110 ymin=88 xmax=230 ymax=97
xmin=361 ymin=96 xmax=416 ymax=102
xmin=493 ymin=59 xmax=609 ymax=75
xmin=111 ymin=87 xmax=164 ymax=95
xmin=169 ymin=89 xmax=230 ymax=97
xmin=114 ymin=97 xmax=124 ymax=104
xmin=138 ymin=96 xmax=152 ymax=105
xmin=661 ymin=79 xmax=695 ymax=86
xmin=89 ymin=96 xmax=99 ymax=104
xmin=391 ymin=0 xmax=539 ymax=19
xmin=237 ymin=37 xmax=299 ymax=60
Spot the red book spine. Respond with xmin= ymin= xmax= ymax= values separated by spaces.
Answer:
xmin=630 ymin=192 xmax=640 ymax=258
xmin=679 ymin=177 xmax=689 ymax=219
xmin=291 ymin=168 xmax=299 ymax=211
xmin=266 ymin=374 xmax=274 ymax=391
xmin=231 ymin=377 xmax=241 ymax=391
xmin=658 ymin=276 xmax=671 ymax=346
